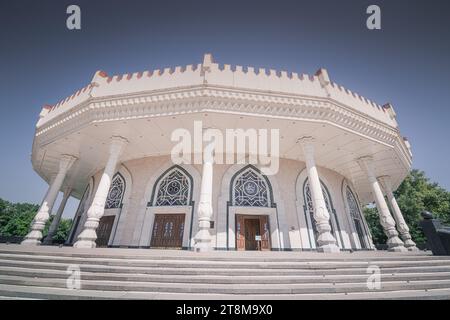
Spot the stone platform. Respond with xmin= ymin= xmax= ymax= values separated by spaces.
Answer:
xmin=0 ymin=244 xmax=450 ymax=300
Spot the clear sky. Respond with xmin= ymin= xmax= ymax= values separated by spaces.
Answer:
xmin=0 ymin=0 xmax=449 ymax=217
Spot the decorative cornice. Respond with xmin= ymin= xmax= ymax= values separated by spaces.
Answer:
xmin=32 ymin=54 xmax=412 ymax=175
xmin=39 ymin=54 xmax=397 ymax=127
xmin=32 ymin=91 xmax=412 ymax=176
xmin=36 ymin=86 xmax=399 ymax=142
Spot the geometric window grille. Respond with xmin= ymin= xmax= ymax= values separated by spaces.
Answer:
xmin=232 ymin=168 xmax=270 ymax=207
xmin=105 ymin=173 xmax=125 ymax=209
xmin=303 ymin=179 xmax=340 ymax=247
xmin=303 ymin=181 xmax=319 ymax=241
xmin=155 ymin=169 xmax=190 ymax=206
xmin=346 ymin=186 xmax=367 ymax=249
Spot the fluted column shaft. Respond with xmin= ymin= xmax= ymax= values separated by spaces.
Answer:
xmin=358 ymin=157 xmax=406 ymax=252
xmin=194 ymin=150 xmax=214 ymax=252
xmin=22 ymin=155 xmax=77 ymax=245
xmin=74 ymin=136 xmax=128 ymax=248
xmin=300 ymin=137 xmax=339 ymax=253
xmin=379 ymin=176 xmax=418 ymax=251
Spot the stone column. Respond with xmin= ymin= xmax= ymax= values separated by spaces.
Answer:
xmin=357 ymin=156 xmax=406 ymax=252
xmin=74 ymin=136 xmax=128 ymax=248
xmin=299 ymin=137 xmax=339 ymax=253
xmin=22 ymin=155 xmax=77 ymax=245
xmin=43 ymin=187 xmax=72 ymax=245
xmin=194 ymin=145 xmax=214 ymax=252
xmin=378 ymin=176 xmax=418 ymax=251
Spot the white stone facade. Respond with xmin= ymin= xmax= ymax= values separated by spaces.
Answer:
xmin=65 ymin=156 xmax=375 ymax=251
xmin=24 ymin=54 xmax=417 ymax=252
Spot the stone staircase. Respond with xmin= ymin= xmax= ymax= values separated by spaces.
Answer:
xmin=0 ymin=244 xmax=450 ymax=299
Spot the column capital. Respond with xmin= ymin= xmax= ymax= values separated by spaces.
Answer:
xmin=62 ymin=187 xmax=73 ymax=198
xmin=356 ymin=155 xmax=374 ymax=164
xmin=111 ymin=135 xmax=128 ymax=144
xmin=377 ymin=175 xmax=392 ymax=190
xmin=357 ymin=155 xmax=375 ymax=178
xmin=59 ymin=154 xmax=77 ymax=172
xmin=297 ymin=136 xmax=315 ymax=145
xmin=109 ymin=136 xmax=128 ymax=156
xmin=297 ymin=136 xmax=315 ymax=155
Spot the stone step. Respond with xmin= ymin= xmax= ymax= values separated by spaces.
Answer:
xmin=0 ymin=247 xmax=446 ymax=262
xmin=2 ymin=258 xmax=450 ymax=276
xmin=1 ymin=266 xmax=450 ymax=284
xmin=1 ymin=274 xmax=450 ymax=295
xmin=1 ymin=283 xmax=450 ymax=300
xmin=1 ymin=245 xmax=449 ymax=299
xmin=2 ymin=253 xmax=450 ymax=270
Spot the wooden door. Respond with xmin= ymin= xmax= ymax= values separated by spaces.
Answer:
xmin=236 ymin=215 xmax=271 ymax=251
xmin=96 ymin=215 xmax=115 ymax=247
xmin=236 ymin=215 xmax=246 ymax=251
xmin=244 ymin=219 xmax=260 ymax=250
xmin=259 ymin=215 xmax=271 ymax=251
xmin=150 ymin=214 xmax=185 ymax=248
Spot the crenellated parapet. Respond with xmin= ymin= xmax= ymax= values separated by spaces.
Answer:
xmin=38 ymin=53 xmax=397 ymax=128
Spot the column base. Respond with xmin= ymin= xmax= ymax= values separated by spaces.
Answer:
xmin=194 ymin=243 xmax=212 ymax=252
xmin=388 ymin=246 xmax=408 ymax=252
xmin=21 ymin=230 xmax=43 ymax=246
xmin=317 ymin=245 xmax=340 ymax=253
xmin=73 ymin=240 xmax=97 ymax=249
xmin=317 ymin=229 xmax=340 ymax=253
xmin=21 ymin=238 xmax=41 ymax=246
xmin=194 ymin=229 xmax=212 ymax=252
xmin=387 ymin=235 xmax=407 ymax=252
xmin=402 ymin=238 xmax=419 ymax=251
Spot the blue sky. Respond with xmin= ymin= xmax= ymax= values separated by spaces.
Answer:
xmin=0 ymin=0 xmax=449 ymax=217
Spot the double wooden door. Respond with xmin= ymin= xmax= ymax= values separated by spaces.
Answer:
xmin=96 ymin=215 xmax=115 ymax=247
xmin=150 ymin=214 xmax=185 ymax=248
xmin=236 ymin=215 xmax=270 ymax=251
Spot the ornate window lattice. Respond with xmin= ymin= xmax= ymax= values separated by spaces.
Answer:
xmin=155 ymin=169 xmax=190 ymax=206
xmin=232 ymin=168 xmax=270 ymax=207
xmin=346 ymin=186 xmax=367 ymax=248
xmin=303 ymin=179 xmax=339 ymax=245
xmin=105 ymin=173 xmax=125 ymax=209
xmin=346 ymin=186 xmax=361 ymax=220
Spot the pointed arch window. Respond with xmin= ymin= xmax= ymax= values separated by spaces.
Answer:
xmin=154 ymin=168 xmax=191 ymax=206
xmin=232 ymin=167 xmax=271 ymax=207
xmin=346 ymin=186 xmax=368 ymax=249
xmin=105 ymin=173 xmax=125 ymax=209
xmin=303 ymin=179 xmax=342 ymax=248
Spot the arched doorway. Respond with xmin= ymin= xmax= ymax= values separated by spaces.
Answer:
xmin=96 ymin=172 xmax=126 ymax=247
xmin=229 ymin=165 xmax=276 ymax=251
xmin=147 ymin=165 xmax=194 ymax=249
xmin=345 ymin=185 xmax=372 ymax=249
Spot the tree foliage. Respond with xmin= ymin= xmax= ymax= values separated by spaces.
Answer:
xmin=0 ymin=198 xmax=72 ymax=241
xmin=364 ymin=169 xmax=450 ymax=246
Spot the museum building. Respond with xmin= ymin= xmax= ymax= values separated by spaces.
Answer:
xmin=22 ymin=54 xmax=417 ymax=253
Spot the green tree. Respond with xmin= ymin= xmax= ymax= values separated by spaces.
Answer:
xmin=363 ymin=206 xmax=387 ymax=245
xmin=364 ymin=169 xmax=450 ymax=247
xmin=0 ymin=198 xmax=72 ymax=242
xmin=0 ymin=200 xmax=39 ymax=237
